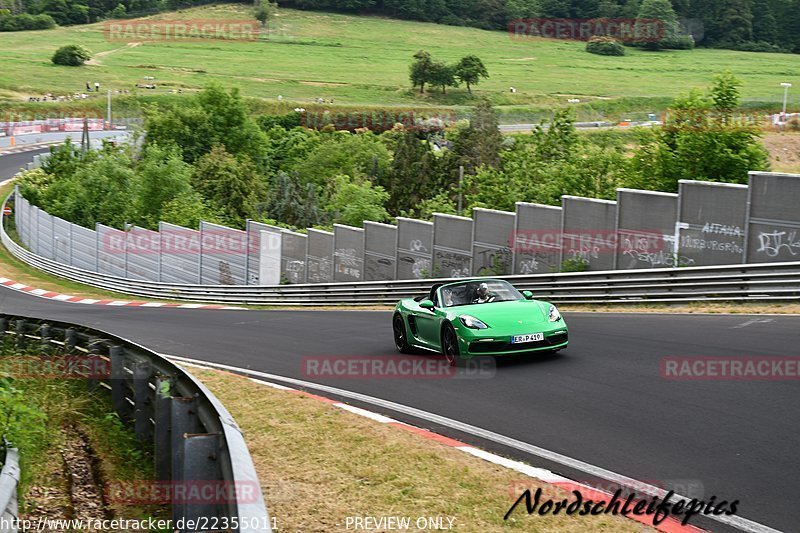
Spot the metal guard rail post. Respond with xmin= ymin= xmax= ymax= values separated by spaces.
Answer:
xmin=0 ymin=441 xmax=20 ymax=533
xmin=3 ymin=194 xmax=800 ymax=305
xmin=0 ymin=314 xmax=270 ymax=533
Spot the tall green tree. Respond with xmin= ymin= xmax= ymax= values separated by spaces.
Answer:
xmin=409 ymin=50 xmax=433 ymax=94
xmin=448 ymin=99 xmax=504 ymax=175
xmin=636 ymin=0 xmax=681 ymax=50
xmin=628 ymin=73 xmax=770 ymax=191
xmin=429 ymin=61 xmax=457 ymax=94
xmin=454 ymin=55 xmax=489 ymax=95
xmin=266 ymin=171 xmax=325 ymax=229
xmin=328 ymin=175 xmax=390 ymax=226
xmin=132 ymin=143 xmax=193 ymax=228
xmin=383 ymin=131 xmax=442 ymax=214
xmin=144 ymin=84 xmax=268 ymax=166
xmin=191 ymin=145 xmax=267 ymax=227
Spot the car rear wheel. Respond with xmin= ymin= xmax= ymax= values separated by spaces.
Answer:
xmin=393 ymin=314 xmax=412 ymax=354
xmin=441 ymin=324 xmax=463 ymax=367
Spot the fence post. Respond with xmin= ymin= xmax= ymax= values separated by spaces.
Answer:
xmin=40 ymin=323 xmax=51 ymax=354
xmin=14 ymin=319 xmax=25 ymax=348
xmin=0 ymin=318 xmax=7 ymax=344
xmin=86 ymin=338 xmax=103 ymax=391
xmin=153 ymin=376 xmax=174 ymax=480
xmin=176 ymin=433 xmax=223 ymax=531
xmin=64 ymin=328 xmax=76 ymax=351
xmin=132 ymin=360 xmax=153 ymax=444
xmin=109 ymin=345 xmax=132 ymax=422
xmin=170 ymin=396 xmax=200 ymax=484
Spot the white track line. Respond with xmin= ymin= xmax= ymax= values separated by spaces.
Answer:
xmin=164 ymin=353 xmax=779 ymax=533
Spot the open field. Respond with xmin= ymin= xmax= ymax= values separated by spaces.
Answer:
xmin=0 ymin=4 xmax=798 ymax=119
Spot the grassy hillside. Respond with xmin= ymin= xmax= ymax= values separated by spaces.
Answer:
xmin=0 ymin=4 xmax=797 ymax=119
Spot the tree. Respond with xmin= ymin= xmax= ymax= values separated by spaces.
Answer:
xmin=506 ymin=0 xmax=541 ymax=19
xmin=132 ymin=144 xmax=193 ymax=228
xmin=294 ymin=131 xmax=391 ymax=199
xmin=42 ymin=150 xmax=135 ymax=228
xmin=51 ymin=44 xmax=91 ymax=66
xmin=161 ymin=190 xmax=219 ymax=229
xmin=328 ymin=175 xmax=389 ymax=227
xmin=636 ymin=0 xmax=681 ymax=50
xmin=192 ymin=145 xmax=267 ymax=227
xmin=454 ymin=55 xmax=489 ymax=95
xmin=266 ymin=171 xmax=325 ymax=229
xmin=709 ymin=70 xmax=742 ymax=121
xmin=409 ymin=50 xmax=433 ymax=94
xmin=719 ymin=0 xmax=754 ymax=44
xmin=429 ymin=61 xmax=457 ymax=94
xmin=628 ymin=74 xmax=770 ymax=191
xmin=448 ymin=99 xmax=504 ymax=175
xmin=254 ymin=0 xmax=277 ymax=36
xmin=110 ymin=3 xmax=126 ymax=17
xmin=383 ymin=131 xmax=442 ymax=214
xmin=144 ymin=84 xmax=268 ymax=166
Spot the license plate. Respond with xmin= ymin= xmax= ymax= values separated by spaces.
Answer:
xmin=511 ymin=333 xmax=544 ymax=344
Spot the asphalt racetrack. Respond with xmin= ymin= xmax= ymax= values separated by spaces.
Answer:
xmin=0 ymin=286 xmax=797 ymax=532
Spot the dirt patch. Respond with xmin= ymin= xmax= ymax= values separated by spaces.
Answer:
xmin=86 ymin=42 xmax=142 ymax=66
xmin=763 ymin=131 xmax=800 ymax=173
xmin=21 ymin=426 xmax=108 ymax=524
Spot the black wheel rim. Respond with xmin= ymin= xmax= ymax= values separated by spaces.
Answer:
xmin=443 ymin=328 xmax=457 ymax=364
xmin=393 ymin=316 xmax=405 ymax=350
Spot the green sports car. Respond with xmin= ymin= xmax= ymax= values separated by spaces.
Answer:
xmin=392 ymin=279 xmax=568 ymax=366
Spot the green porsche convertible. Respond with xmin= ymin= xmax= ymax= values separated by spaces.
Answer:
xmin=392 ymin=279 xmax=568 ymax=366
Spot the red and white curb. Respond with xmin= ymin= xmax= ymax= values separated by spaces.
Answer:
xmin=176 ymin=359 xmax=706 ymax=533
xmin=0 ymin=277 xmax=245 ymax=310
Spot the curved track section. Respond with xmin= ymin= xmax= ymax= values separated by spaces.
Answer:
xmin=0 ymin=286 xmax=796 ymax=532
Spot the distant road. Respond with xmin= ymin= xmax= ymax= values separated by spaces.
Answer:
xmin=0 ymin=130 xmax=129 ymax=150
xmin=0 ymin=148 xmax=51 ymax=184
xmin=499 ymin=121 xmax=660 ymax=133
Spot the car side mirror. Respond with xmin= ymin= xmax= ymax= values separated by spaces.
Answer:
xmin=522 ymin=291 xmax=534 ymax=300
xmin=420 ymin=299 xmax=436 ymax=310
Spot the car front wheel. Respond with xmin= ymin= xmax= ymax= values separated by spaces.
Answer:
xmin=393 ymin=314 xmax=412 ymax=354
xmin=441 ymin=324 xmax=463 ymax=367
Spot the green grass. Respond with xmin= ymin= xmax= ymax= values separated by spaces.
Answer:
xmin=0 ymin=4 xmax=798 ymax=120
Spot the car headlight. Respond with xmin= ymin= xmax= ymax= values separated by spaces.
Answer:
xmin=459 ymin=315 xmax=488 ymax=329
xmin=548 ymin=305 xmax=562 ymax=322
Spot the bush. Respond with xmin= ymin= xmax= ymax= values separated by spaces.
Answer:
xmin=586 ymin=37 xmax=625 ymax=56
xmin=257 ymin=112 xmax=302 ymax=131
xmin=0 ymin=12 xmax=55 ymax=31
xmin=662 ymin=34 xmax=695 ymax=50
xmin=110 ymin=3 xmax=127 ymax=18
xmin=51 ymin=44 xmax=92 ymax=66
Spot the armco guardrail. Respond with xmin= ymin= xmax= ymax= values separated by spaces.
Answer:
xmin=3 ymin=192 xmax=800 ymax=305
xmin=0 ymin=314 xmax=270 ymax=532
xmin=0 ymin=442 xmax=20 ymax=533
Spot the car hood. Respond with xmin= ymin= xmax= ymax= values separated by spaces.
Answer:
xmin=449 ymin=299 xmax=549 ymax=327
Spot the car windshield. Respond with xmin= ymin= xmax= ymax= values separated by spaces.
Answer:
xmin=439 ymin=280 xmax=524 ymax=307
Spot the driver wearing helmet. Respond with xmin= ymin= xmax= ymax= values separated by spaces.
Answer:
xmin=473 ymin=282 xmax=495 ymax=304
